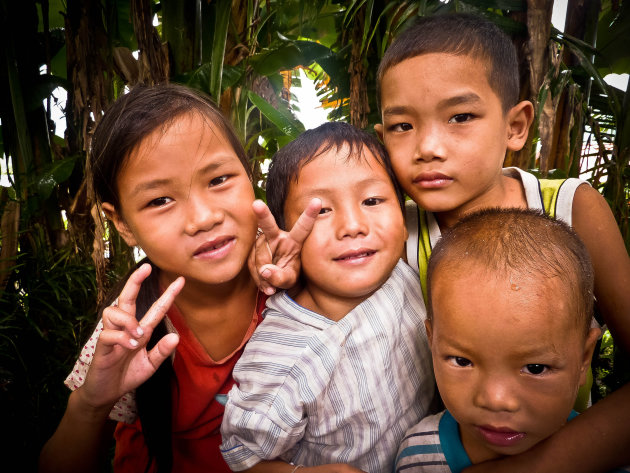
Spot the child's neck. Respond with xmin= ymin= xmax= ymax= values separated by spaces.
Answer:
xmin=293 ymin=285 xmax=373 ymax=322
xmin=435 ymin=174 xmax=527 ymax=230
xmin=172 ymin=267 xmax=258 ymax=360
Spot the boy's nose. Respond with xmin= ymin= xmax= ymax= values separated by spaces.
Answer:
xmin=184 ymin=194 xmax=224 ymax=235
xmin=415 ymin=125 xmax=446 ymax=162
xmin=473 ymin=374 xmax=519 ymax=413
xmin=336 ymin=205 xmax=368 ymax=239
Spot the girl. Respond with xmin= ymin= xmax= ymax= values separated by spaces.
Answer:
xmin=39 ymin=84 xmax=283 ymax=473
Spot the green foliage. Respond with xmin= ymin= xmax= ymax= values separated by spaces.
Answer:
xmin=0 ymin=232 xmax=97 ymax=471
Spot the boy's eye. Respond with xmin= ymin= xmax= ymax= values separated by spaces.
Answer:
xmin=390 ymin=122 xmax=413 ymax=132
xmin=448 ymin=356 xmax=472 ymax=368
xmin=448 ymin=113 xmax=473 ymax=124
xmin=363 ymin=197 xmax=382 ymax=206
xmin=319 ymin=207 xmax=332 ymax=215
xmin=148 ymin=196 xmax=172 ymax=207
xmin=209 ymin=175 xmax=229 ymax=186
xmin=522 ymin=364 xmax=548 ymax=375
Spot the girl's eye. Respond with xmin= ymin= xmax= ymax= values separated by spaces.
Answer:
xmin=448 ymin=356 xmax=472 ymax=368
xmin=148 ymin=197 xmax=172 ymax=207
xmin=448 ymin=113 xmax=474 ymax=124
xmin=523 ymin=364 xmax=548 ymax=375
xmin=363 ymin=197 xmax=382 ymax=206
xmin=319 ymin=207 xmax=332 ymax=215
xmin=209 ymin=175 xmax=229 ymax=186
xmin=389 ymin=122 xmax=413 ymax=132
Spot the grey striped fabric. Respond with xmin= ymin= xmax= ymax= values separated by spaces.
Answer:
xmin=220 ymin=260 xmax=435 ymax=472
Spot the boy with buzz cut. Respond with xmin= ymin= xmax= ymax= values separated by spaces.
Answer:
xmin=220 ymin=122 xmax=436 ymax=472
xmin=395 ymin=208 xmax=630 ymax=473
xmin=374 ymin=12 xmax=630 ymax=355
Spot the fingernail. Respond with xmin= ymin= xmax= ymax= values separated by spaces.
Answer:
xmin=265 ymin=287 xmax=276 ymax=295
xmin=261 ymin=269 xmax=271 ymax=278
xmin=136 ymin=326 xmax=144 ymax=337
xmin=129 ymin=338 xmax=139 ymax=347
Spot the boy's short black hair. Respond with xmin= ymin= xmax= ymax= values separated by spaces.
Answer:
xmin=266 ymin=122 xmax=405 ymax=230
xmin=377 ymin=13 xmax=520 ymax=113
xmin=427 ymin=208 xmax=594 ymax=334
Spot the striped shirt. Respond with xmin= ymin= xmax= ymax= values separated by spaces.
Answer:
xmin=220 ymin=260 xmax=435 ymax=472
xmin=395 ymin=410 xmax=630 ymax=473
xmin=395 ymin=411 xmax=466 ymax=473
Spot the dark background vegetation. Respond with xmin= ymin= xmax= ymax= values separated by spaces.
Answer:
xmin=0 ymin=0 xmax=628 ymax=471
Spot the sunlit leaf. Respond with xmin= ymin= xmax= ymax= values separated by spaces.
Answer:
xmin=36 ymin=157 xmax=76 ymax=200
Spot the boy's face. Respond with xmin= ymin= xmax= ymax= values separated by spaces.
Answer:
xmin=283 ymin=145 xmax=407 ymax=319
xmin=376 ymin=53 xmax=527 ymax=222
xmin=427 ymin=263 xmax=598 ymax=463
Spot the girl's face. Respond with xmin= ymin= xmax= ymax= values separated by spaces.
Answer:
xmin=103 ymin=113 xmax=256 ymax=289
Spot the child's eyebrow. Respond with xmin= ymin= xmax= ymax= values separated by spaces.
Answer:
xmin=437 ymin=93 xmax=482 ymax=109
xmin=382 ymin=93 xmax=482 ymax=118
xmin=382 ymin=105 xmax=412 ymax=117
xmin=129 ymin=178 xmax=173 ymax=198
xmin=194 ymin=157 xmax=233 ymax=175
xmin=299 ymin=177 xmax=390 ymax=200
xmin=129 ymin=156 xmax=235 ymax=198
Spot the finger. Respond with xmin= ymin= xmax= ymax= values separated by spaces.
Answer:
xmin=257 ymin=266 xmax=277 ymax=296
xmin=259 ymin=264 xmax=296 ymax=291
xmin=102 ymin=306 xmax=145 ymax=339
xmin=139 ymin=277 xmax=185 ymax=330
xmin=288 ymin=198 xmax=321 ymax=244
xmin=116 ymin=263 xmax=152 ymax=316
xmin=97 ymin=328 xmax=145 ymax=351
xmin=247 ymin=243 xmax=262 ymax=287
xmin=255 ymin=232 xmax=272 ymax=270
xmin=253 ymin=200 xmax=281 ymax=241
xmin=147 ymin=333 xmax=180 ymax=369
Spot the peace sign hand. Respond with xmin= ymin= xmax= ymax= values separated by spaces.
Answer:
xmin=76 ymin=264 xmax=183 ymax=411
xmin=251 ymin=198 xmax=321 ymax=295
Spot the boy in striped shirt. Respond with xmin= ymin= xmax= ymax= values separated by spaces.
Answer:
xmin=220 ymin=122 xmax=436 ymax=472
xmin=395 ymin=208 xmax=629 ymax=473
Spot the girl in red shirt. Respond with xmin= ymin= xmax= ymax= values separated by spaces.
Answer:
xmin=39 ymin=84 xmax=316 ymax=473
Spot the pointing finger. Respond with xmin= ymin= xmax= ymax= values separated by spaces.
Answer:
xmin=253 ymin=200 xmax=281 ymax=241
xmin=116 ymin=264 xmax=152 ymax=317
xmin=139 ymin=277 xmax=185 ymax=330
xmin=288 ymin=198 xmax=321 ymax=244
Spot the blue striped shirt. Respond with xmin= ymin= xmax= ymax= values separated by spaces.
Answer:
xmin=220 ymin=260 xmax=435 ymax=472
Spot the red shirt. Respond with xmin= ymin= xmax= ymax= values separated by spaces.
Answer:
xmin=113 ymin=293 xmax=266 ymax=472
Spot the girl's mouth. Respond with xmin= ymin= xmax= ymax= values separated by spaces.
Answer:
xmin=193 ymin=237 xmax=235 ymax=259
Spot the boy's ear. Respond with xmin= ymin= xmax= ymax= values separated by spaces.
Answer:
xmin=506 ymin=100 xmax=534 ymax=151
xmin=579 ymin=328 xmax=601 ymax=387
xmin=374 ymin=123 xmax=384 ymax=142
xmin=424 ymin=319 xmax=433 ymax=348
xmin=101 ymin=202 xmax=138 ymax=247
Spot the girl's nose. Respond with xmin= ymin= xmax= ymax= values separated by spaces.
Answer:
xmin=184 ymin=195 xmax=224 ymax=235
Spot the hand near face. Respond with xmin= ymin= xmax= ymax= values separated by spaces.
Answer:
xmin=76 ymin=264 xmax=183 ymax=410
xmin=250 ymin=198 xmax=321 ymax=295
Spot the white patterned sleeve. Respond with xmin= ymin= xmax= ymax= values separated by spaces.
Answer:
xmin=63 ymin=320 xmax=138 ymax=424
xmin=219 ymin=350 xmax=308 ymax=470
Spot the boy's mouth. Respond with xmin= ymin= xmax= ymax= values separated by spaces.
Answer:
xmin=333 ymin=249 xmax=376 ymax=262
xmin=476 ymin=425 xmax=526 ymax=447
xmin=414 ymin=172 xmax=453 ymax=188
